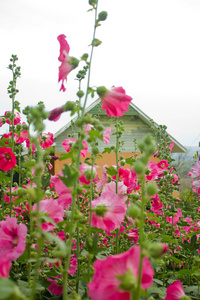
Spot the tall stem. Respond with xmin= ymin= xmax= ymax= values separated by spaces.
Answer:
xmin=115 ymin=118 xmax=120 ymax=254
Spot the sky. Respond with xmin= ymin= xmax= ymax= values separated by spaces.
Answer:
xmin=1 ymin=0 xmax=200 ymax=148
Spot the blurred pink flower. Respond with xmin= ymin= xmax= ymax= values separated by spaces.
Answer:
xmin=146 ymin=161 xmax=159 ymax=181
xmin=165 ymin=280 xmax=188 ymax=300
xmin=79 ymin=163 xmax=98 ymax=185
xmin=103 ymin=127 xmax=111 ymax=144
xmin=88 ymin=246 xmax=154 ymax=300
xmin=97 ymin=86 xmax=132 ymax=117
xmin=127 ymin=228 xmax=139 ymax=244
xmin=91 ymin=191 xmax=127 ymax=231
xmin=157 ymin=160 xmax=169 ymax=177
xmin=0 ymin=117 xmax=4 ymax=127
xmin=62 ymin=138 xmax=88 ymax=157
xmin=57 ymin=34 xmax=79 ymax=92
xmin=0 ymin=217 xmax=27 ymax=261
xmin=48 ymin=106 xmax=64 ymax=121
xmin=0 ymin=255 xmax=11 ymax=277
xmin=96 ymin=164 xmax=109 ymax=191
xmin=0 ymin=147 xmax=17 ymax=171
xmin=32 ymin=198 xmax=65 ymax=231
xmin=47 ymin=275 xmax=63 ymax=295
xmin=50 ymin=172 xmax=72 ymax=209
xmin=102 ymin=181 xmax=128 ymax=202
xmin=26 ymin=138 xmax=36 ymax=154
xmin=84 ymin=123 xmax=93 ymax=135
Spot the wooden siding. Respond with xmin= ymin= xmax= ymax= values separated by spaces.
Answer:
xmin=54 ymin=115 xmax=153 ymax=153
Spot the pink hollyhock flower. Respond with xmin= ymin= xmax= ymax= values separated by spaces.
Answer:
xmin=151 ymin=194 xmax=163 ymax=214
xmin=84 ymin=123 xmax=93 ymax=135
xmin=0 ymin=255 xmax=11 ymax=277
xmin=39 ymin=132 xmax=54 ymax=149
xmin=113 ymin=167 xmax=139 ymax=194
xmin=127 ymin=228 xmax=139 ymax=244
xmin=68 ymin=254 xmax=77 ymax=275
xmin=97 ymin=86 xmax=132 ymax=117
xmin=26 ymin=138 xmax=36 ymax=154
xmin=88 ymin=246 xmax=154 ymax=300
xmin=0 ymin=147 xmax=17 ymax=171
xmin=103 ymin=127 xmax=111 ymax=144
xmin=4 ymin=186 xmax=19 ymax=204
xmin=47 ymin=275 xmax=63 ymax=295
xmin=157 ymin=160 xmax=169 ymax=176
xmin=167 ymin=141 xmax=174 ymax=153
xmin=166 ymin=208 xmax=183 ymax=225
xmin=165 ymin=280 xmax=190 ymax=300
xmin=50 ymin=172 xmax=72 ymax=209
xmin=62 ymin=138 xmax=88 ymax=157
xmin=79 ymin=163 xmax=98 ymax=185
xmin=102 ymin=181 xmax=128 ymax=202
xmin=4 ymin=111 xmax=21 ymax=125
xmin=146 ymin=161 xmax=159 ymax=181
xmin=0 ymin=217 xmax=27 ymax=261
xmin=57 ymin=34 xmax=79 ymax=92
xmin=48 ymin=106 xmax=64 ymax=121
xmin=32 ymin=198 xmax=65 ymax=231
xmin=91 ymin=191 xmax=127 ymax=231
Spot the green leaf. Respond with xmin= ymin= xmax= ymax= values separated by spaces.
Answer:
xmin=0 ymin=278 xmax=15 ymax=299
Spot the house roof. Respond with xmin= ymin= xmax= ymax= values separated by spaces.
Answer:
xmin=54 ymin=99 xmax=186 ymax=153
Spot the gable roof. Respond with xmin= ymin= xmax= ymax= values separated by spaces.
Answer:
xmin=54 ymin=99 xmax=186 ymax=153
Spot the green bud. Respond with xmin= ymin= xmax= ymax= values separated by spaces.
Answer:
xmin=92 ymin=38 xmax=102 ymax=47
xmin=69 ymin=56 xmax=79 ymax=69
xmin=92 ymin=146 xmax=99 ymax=155
xmin=89 ymin=0 xmax=97 ymax=6
xmin=96 ymin=125 xmax=104 ymax=131
xmin=81 ymin=53 xmax=89 ymax=61
xmin=148 ymin=242 xmax=168 ymax=258
xmin=120 ymin=160 xmax=125 ymax=166
xmin=98 ymin=11 xmax=108 ymax=21
xmin=76 ymin=119 xmax=83 ymax=127
xmin=97 ymin=86 xmax=109 ymax=97
xmin=127 ymin=204 xmax=140 ymax=219
xmin=146 ymin=181 xmax=158 ymax=196
xmin=116 ymin=269 xmax=136 ymax=291
xmin=64 ymin=101 xmax=76 ymax=111
xmin=134 ymin=161 xmax=145 ymax=175
xmin=77 ymin=90 xmax=84 ymax=98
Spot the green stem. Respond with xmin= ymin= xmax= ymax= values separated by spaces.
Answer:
xmin=82 ymin=1 xmax=99 ymax=113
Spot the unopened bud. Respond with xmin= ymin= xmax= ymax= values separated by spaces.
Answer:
xmin=98 ymin=11 xmax=108 ymax=21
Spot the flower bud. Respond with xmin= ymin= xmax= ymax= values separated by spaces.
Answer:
xmin=148 ymin=242 xmax=168 ymax=258
xmin=92 ymin=38 xmax=102 ymax=47
xmin=89 ymin=0 xmax=97 ymax=6
xmin=94 ymin=204 xmax=108 ymax=217
xmin=97 ymin=86 xmax=109 ymax=97
xmin=127 ymin=204 xmax=140 ymax=219
xmin=77 ymin=90 xmax=84 ymax=98
xmin=116 ymin=269 xmax=136 ymax=291
xmin=98 ymin=11 xmax=108 ymax=21
xmin=134 ymin=161 xmax=145 ymax=175
xmin=64 ymin=101 xmax=76 ymax=111
xmin=146 ymin=181 xmax=157 ymax=196
xmin=81 ymin=53 xmax=89 ymax=61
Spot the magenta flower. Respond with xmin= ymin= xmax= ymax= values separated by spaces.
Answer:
xmin=0 ymin=255 xmax=11 ymax=277
xmin=32 ymin=198 xmax=65 ymax=231
xmin=57 ymin=34 xmax=79 ymax=92
xmin=48 ymin=106 xmax=65 ymax=121
xmin=91 ymin=191 xmax=127 ymax=231
xmin=39 ymin=132 xmax=54 ymax=149
xmin=0 ymin=217 xmax=27 ymax=261
xmin=97 ymin=86 xmax=132 ymax=117
xmin=165 ymin=280 xmax=190 ymax=300
xmin=88 ymin=246 xmax=154 ymax=300
xmin=103 ymin=127 xmax=111 ymax=144
xmin=0 ymin=147 xmax=17 ymax=172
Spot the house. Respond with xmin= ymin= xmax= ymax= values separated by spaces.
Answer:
xmin=52 ymin=99 xmax=186 ymax=176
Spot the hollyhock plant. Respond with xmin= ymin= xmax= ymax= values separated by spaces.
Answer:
xmin=157 ymin=160 xmax=169 ymax=177
xmin=103 ymin=127 xmax=111 ymax=144
xmin=88 ymin=246 xmax=154 ymax=300
xmin=0 ymin=147 xmax=17 ymax=171
xmin=57 ymin=34 xmax=79 ymax=92
xmin=0 ymin=217 xmax=27 ymax=261
xmin=165 ymin=280 xmax=191 ymax=300
xmin=91 ymin=191 xmax=127 ymax=231
xmin=32 ymin=198 xmax=65 ymax=231
xmin=62 ymin=138 xmax=88 ymax=157
xmin=97 ymin=86 xmax=132 ymax=117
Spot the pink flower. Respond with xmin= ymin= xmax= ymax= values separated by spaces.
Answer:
xmin=0 ymin=255 xmax=11 ymax=277
xmin=79 ymin=163 xmax=98 ymax=185
xmin=96 ymin=164 xmax=109 ymax=191
xmin=151 ymin=194 xmax=163 ymax=214
xmin=165 ymin=280 xmax=189 ymax=300
xmin=127 ymin=228 xmax=139 ymax=244
xmin=103 ymin=127 xmax=111 ymax=144
xmin=4 ymin=111 xmax=21 ymax=125
xmin=157 ymin=160 xmax=169 ymax=176
xmin=84 ymin=123 xmax=93 ymax=135
xmin=0 ymin=147 xmax=17 ymax=171
xmin=50 ymin=172 xmax=72 ymax=209
xmin=48 ymin=106 xmax=64 ymax=121
xmin=32 ymin=198 xmax=65 ymax=231
xmin=97 ymin=86 xmax=132 ymax=117
xmin=57 ymin=34 xmax=79 ymax=92
xmin=68 ymin=254 xmax=77 ymax=275
xmin=146 ymin=161 xmax=159 ymax=181
xmin=47 ymin=275 xmax=63 ymax=295
xmin=102 ymin=181 xmax=128 ymax=202
xmin=88 ymin=246 xmax=154 ymax=300
xmin=0 ymin=117 xmax=4 ymax=127
xmin=26 ymin=138 xmax=36 ymax=154
xmin=62 ymin=138 xmax=88 ymax=157
xmin=39 ymin=132 xmax=54 ymax=149
xmin=166 ymin=208 xmax=183 ymax=225
xmin=91 ymin=191 xmax=127 ymax=231
xmin=0 ymin=217 xmax=27 ymax=261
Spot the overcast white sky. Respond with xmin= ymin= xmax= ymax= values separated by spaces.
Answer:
xmin=1 ymin=0 xmax=200 ymax=147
